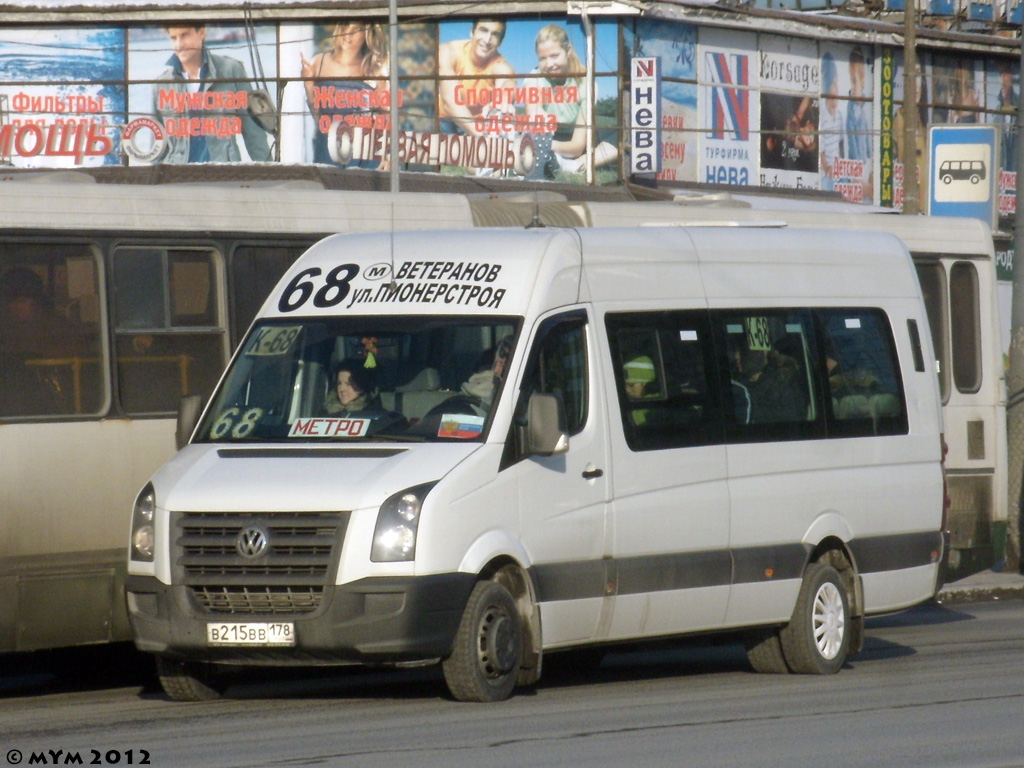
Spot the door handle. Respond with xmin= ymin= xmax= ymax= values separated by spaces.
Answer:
xmin=582 ymin=467 xmax=604 ymax=480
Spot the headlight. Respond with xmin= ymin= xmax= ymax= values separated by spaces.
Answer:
xmin=370 ymin=482 xmax=436 ymax=562
xmin=130 ymin=483 xmax=156 ymax=562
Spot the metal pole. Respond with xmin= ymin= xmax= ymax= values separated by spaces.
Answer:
xmin=581 ymin=7 xmax=595 ymax=185
xmin=901 ymin=1 xmax=919 ymax=215
xmin=1005 ymin=32 xmax=1024 ymax=573
xmin=389 ymin=0 xmax=399 ymax=195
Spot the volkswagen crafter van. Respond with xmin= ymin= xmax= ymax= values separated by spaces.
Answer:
xmin=127 ymin=225 xmax=947 ymax=702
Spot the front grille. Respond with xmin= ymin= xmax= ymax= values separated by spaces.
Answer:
xmin=193 ymin=586 xmax=323 ymax=614
xmin=174 ymin=511 xmax=348 ymax=615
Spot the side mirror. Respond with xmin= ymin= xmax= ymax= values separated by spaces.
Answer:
xmin=526 ymin=392 xmax=569 ymax=456
xmin=176 ymin=394 xmax=205 ymax=450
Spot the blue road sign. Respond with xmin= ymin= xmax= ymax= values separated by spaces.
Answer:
xmin=929 ymin=124 xmax=999 ymax=228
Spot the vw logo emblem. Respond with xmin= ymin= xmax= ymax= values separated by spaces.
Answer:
xmin=236 ymin=526 xmax=269 ymax=559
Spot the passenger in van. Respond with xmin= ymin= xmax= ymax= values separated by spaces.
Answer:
xmin=827 ymin=355 xmax=878 ymax=399
xmin=439 ymin=335 xmax=513 ymax=417
xmin=735 ymin=348 xmax=805 ymax=424
xmin=468 ymin=336 xmax=513 ymax=402
xmin=323 ymin=360 xmax=379 ymax=415
xmin=824 ymin=333 xmax=880 ymax=401
xmin=623 ymin=355 xmax=659 ymax=426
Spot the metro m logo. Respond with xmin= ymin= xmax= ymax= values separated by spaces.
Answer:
xmin=705 ymin=51 xmax=749 ymax=141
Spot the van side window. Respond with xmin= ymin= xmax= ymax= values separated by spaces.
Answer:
xmin=519 ymin=313 xmax=588 ymax=436
xmin=714 ymin=311 xmax=819 ymax=440
xmin=607 ymin=311 xmax=719 ymax=451
xmin=821 ymin=309 xmax=907 ymax=437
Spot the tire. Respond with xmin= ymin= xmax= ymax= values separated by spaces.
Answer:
xmin=442 ymin=580 xmax=522 ymax=702
xmin=942 ymin=174 xmax=953 ymax=185
xmin=744 ymin=629 xmax=790 ymax=674
xmin=779 ymin=563 xmax=850 ymax=675
xmin=156 ymin=656 xmax=226 ymax=702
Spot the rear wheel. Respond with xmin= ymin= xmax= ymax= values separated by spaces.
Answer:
xmin=156 ymin=656 xmax=226 ymax=702
xmin=779 ymin=563 xmax=850 ymax=674
xmin=442 ymin=580 xmax=522 ymax=702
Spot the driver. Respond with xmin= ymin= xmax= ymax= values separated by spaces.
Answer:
xmin=324 ymin=360 xmax=378 ymax=415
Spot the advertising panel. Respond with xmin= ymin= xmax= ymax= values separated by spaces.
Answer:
xmin=432 ymin=17 xmax=620 ymax=183
xmin=819 ymin=42 xmax=874 ymax=203
xmin=125 ymin=22 xmax=278 ymax=165
xmin=697 ymin=27 xmax=759 ymax=187
xmin=625 ymin=18 xmax=698 ymax=183
xmin=882 ymin=47 xmax=932 ymax=211
xmin=758 ymin=35 xmax=819 ymax=191
xmin=0 ymin=27 xmax=125 ymax=168
xmin=984 ymin=56 xmax=1019 ymax=218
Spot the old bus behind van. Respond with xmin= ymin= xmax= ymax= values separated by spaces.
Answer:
xmin=126 ymin=225 xmax=947 ymax=702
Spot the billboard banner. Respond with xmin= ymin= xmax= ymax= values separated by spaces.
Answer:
xmin=0 ymin=13 xmax=1016 ymax=209
xmin=758 ymin=35 xmax=819 ymax=190
xmin=697 ymin=27 xmax=759 ymax=187
xmin=625 ymin=18 xmax=697 ymax=183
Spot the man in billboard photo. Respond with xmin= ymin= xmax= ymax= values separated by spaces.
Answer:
xmin=151 ymin=23 xmax=272 ymax=163
xmin=437 ymin=18 xmax=515 ymax=137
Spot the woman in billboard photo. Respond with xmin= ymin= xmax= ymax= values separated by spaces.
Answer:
xmin=524 ymin=24 xmax=617 ymax=179
xmin=300 ymin=21 xmax=389 ymax=166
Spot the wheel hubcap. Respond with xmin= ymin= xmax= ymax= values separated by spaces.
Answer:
xmin=477 ymin=604 xmax=517 ymax=677
xmin=812 ymin=582 xmax=845 ymax=660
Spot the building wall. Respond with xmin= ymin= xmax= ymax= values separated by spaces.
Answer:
xmin=0 ymin=6 xmax=1017 ymax=212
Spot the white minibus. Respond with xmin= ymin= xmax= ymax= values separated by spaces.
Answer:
xmin=126 ymin=225 xmax=947 ymax=702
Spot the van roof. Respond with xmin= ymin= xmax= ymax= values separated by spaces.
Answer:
xmin=260 ymin=226 xmax=920 ymax=320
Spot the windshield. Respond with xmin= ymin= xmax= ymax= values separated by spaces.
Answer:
xmin=196 ymin=316 xmax=519 ymax=443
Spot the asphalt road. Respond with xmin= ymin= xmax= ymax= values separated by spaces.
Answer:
xmin=1 ymin=599 xmax=1022 ymax=768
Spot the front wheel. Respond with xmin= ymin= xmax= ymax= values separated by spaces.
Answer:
xmin=442 ymin=580 xmax=522 ymax=702
xmin=779 ymin=563 xmax=850 ymax=674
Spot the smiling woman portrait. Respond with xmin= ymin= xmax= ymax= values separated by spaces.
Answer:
xmin=300 ymin=21 xmax=390 ymax=166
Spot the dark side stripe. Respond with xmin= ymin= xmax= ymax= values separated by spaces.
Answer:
xmin=529 ymin=531 xmax=942 ymax=603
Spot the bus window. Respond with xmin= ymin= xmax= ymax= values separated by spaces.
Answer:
xmin=949 ymin=261 xmax=982 ymax=394
xmin=914 ymin=261 xmax=950 ymax=403
xmin=230 ymin=244 xmax=310 ymax=343
xmin=0 ymin=244 xmax=105 ymax=418
xmin=113 ymin=246 xmax=227 ymax=415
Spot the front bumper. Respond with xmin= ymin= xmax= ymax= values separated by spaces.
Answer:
xmin=125 ymin=573 xmax=475 ymax=665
